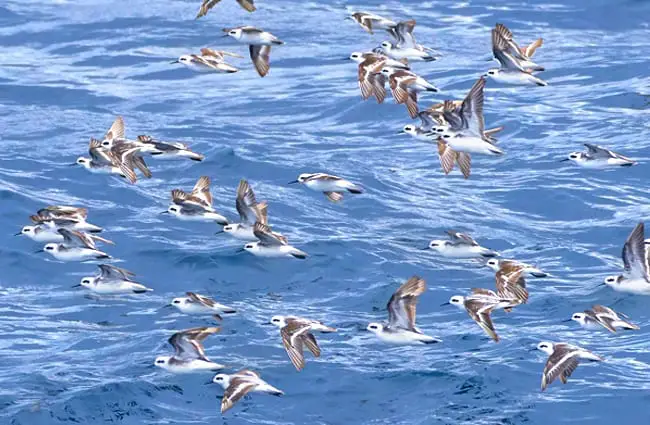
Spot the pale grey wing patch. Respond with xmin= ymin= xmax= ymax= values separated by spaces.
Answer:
xmin=542 ymin=348 xmax=580 ymax=390
xmin=492 ymin=28 xmax=526 ymax=71
xmin=58 ymin=228 xmax=94 ymax=249
xmin=253 ymin=222 xmax=286 ymax=246
xmin=446 ymin=230 xmax=478 ymax=246
xmin=387 ymin=276 xmax=425 ymax=330
xmin=250 ymin=45 xmax=271 ymax=77
xmin=622 ymin=222 xmax=648 ymax=280
xmin=187 ymin=291 xmax=215 ymax=308
xmin=281 ymin=326 xmax=305 ymax=371
xmin=459 ymin=77 xmax=486 ymax=136
xmin=584 ymin=143 xmax=613 ymax=159
xmin=235 ymin=179 xmax=259 ymax=224
xmin=221 ymin=379 xmax=257 ymax=413
xmin=98 ymin=264 xmax=134 ymax=281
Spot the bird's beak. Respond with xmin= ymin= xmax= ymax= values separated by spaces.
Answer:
xmin=170 ymin=60 xmax=179 ymax=64
xmin=204 ymin=380 xmax=214 ymax=385
xmin=14 ymin=232 xmax=22 ymax=236
xmin=71 ymin=284 xmax=81 ymax=288
xmin=215 ymin=230 xmax=224 ymax=235
xmin=343 ymin=57 xmax=351 ymax=60
xmin=440 ymin=302 xmax=450 ymax=307
xmin=421 ymin=247 xmax=430 ymax=250
xmin=261 ymin=322 xmax=274 ymax=326
xmin=222 ymin=34 xmax=230 ymax=38
xmin=236 ymin=248 xmax=245 ymax=253
xmin=287 ymin=180 xmax=299 ymax=184
xmin=529 ymin=348 xmax=537 ymax=352
xmin=397 ymin=130 xmax=405 ymax=134
xmin=34 ymin=249 xmax=44 ymax=253
xmin=562 ymin=319 xmax=572 ymax=323
xmin=560 ymin=158 xmax=570 ymax=162
xmin=160 ymin=211 xmax=169 ymax=215
xmin=69 ymin=163 xmax=78 ymax=166
xmin=163 ymin=304 xmax=173 ymax=309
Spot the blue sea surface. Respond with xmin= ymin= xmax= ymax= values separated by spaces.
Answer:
xmin=2 ymin=0 xmax=650 ymax=424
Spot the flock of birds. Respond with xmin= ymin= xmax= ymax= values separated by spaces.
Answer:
xmin=13 ymin=0 xmax=648 ymax=415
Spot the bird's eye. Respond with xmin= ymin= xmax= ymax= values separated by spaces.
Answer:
xmin=156 ymin=359 xmax=164 ymax=364
xmin=46 ymin=246 xmax=53 ymax=250
xmin=215 ymin=377 xmax=223 ymax=381
xmin=572 ymin=315 xmax=580 ymax=319
xmin=488 ymin=71 xmax=495 ymax=75
xmin=82 ymin=279 xmax=90 ymax=284
xmin=172 ymin=300 xmax=180 ymax=304
xmin=245 ymin=244 xmax=253 ymax=249
xmin=229 ymin=31 xmax=236 ymax=35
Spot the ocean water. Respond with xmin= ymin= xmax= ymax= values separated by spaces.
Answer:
xmin=2 ymin=0 xmax=650 ymax=424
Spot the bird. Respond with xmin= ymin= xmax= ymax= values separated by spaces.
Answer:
xmin=494 ymin=262 xmax=529 ymax=311
xmin=485 ymin=258 xmax=548 ymax=278
xmin=170 ymin=292 xmax=236 ymax=320
xmin=348 ymin=12 xmax=397 ymax=35
xmin=349 ymin=52 xmax=408 ymax=103
xmin=569 ymin=305 xmax=639 ymax=332
xmin=171 ymin=48 xmax=240 ymax=74
xmin=426 ymin=230 xmax=498 ymax=258
xmin=242 ymin=222 xmax=307 ymax=259
xmin=603 ymin=222 xmax=650 ymax=295
xmin=444 ymin=288 xmax=518 ymax=342
xmin=74 ymin=116 xmax=149 ymax=183
xmin=379 ymin=20 xmax=436 ymax=62
xmin=36 ymin=229 xmax=113 ymax=262
xmin=164 ymin=176 xmax=229 ymax=225
xmin=491 ymin=23 xmax=544 ymax=71
xmin=16 ymin=222 xmax=65 ymax=243
xmin=435 ymin=77 xmax=503 ymax=178
xmin=486 ymin=25 xmax=547 ymax=86
xmin=74 ymin=264 xmax=153 ymax=294
xmin=562 ymin=144 xmax=637 ymax=168
xmin=289 ymin=173 xmax=363 ymax=202
xmin=366 ymin=276 xmax=441 ymax=345
xmin=535 ymin=341 xmax=603 ymax=391
xmin=401 ymin=111 xmax=440 ymax=141
xmin=212 ymin=369 xmax=283 ymax=414
xmin=382 ymin=68 xmax=439 ymax=118
xmin=196 ymin=0 xmax=256 ymax=18
xmin=222 ymin=26 xmax=283 ymax=77
xmin=219 ymin=179 xmax=267 ymax=241
xmin=30 ymin=206 xmax=102 ymax=233
xmin=155 ymin=327 xmax=225 ymax=373
xmin=74 ymin=138 xmax=133 ymax=181
xmin=101 ymin=134 xmax=204 ymax=162
xmin=269 ymin=315 xmax=337 ymax=371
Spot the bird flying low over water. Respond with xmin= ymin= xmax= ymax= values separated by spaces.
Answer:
xmin=172 ymin=48 xmax=240 ymax=74
xmin=270 ymin=315 xmax=337 ymax=371
xmin=535 ymin=342 xmax=603 ymax=391
xmin=486 ymin=23 xmax=547 ymax=86
xmin=223 ymin=26 xmax=283 ymax=77
xmin=164 ymin=176 xmax=229 ymax=225
xmin=603 ymin=222 xmax=650 ymax=295
xmin=155 ymin=327 xmax=224 ymax=373
xmin=212 ymin=370 xmax=283 ymax=414
xmin=562 ymin=144 xmax=637 ymax=168
xmin=366 ymin=276 xmax=441 ymax=345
